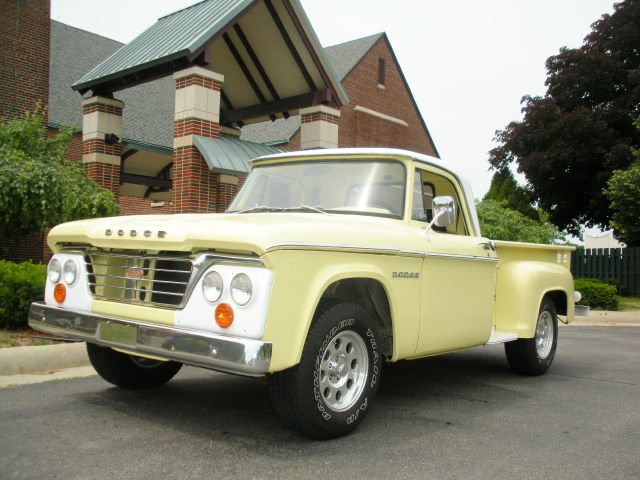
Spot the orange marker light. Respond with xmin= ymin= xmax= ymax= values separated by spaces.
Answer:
xmin=215 ymin=303 xmax=234 ymax=328
xmin=53 ymin=283 xmax=66 ymax=303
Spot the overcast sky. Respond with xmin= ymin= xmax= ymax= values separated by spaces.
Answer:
xmin=51 ymin=0 xmax=615 ymax=199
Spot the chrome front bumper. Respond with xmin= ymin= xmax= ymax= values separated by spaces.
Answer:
xmin=28 ymin=302 xmax=272 ymax=377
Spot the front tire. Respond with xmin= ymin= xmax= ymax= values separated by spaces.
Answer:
xmin=87 ymin=343 xmax=182 ymax=389
xmin=505 ymin=297 xmax=558 ymax=376
xmin=268 ymin=302 xmax=382 ymax=439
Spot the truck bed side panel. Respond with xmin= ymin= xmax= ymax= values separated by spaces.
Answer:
xmin=494 ymin=242 xmax=575 ymax=337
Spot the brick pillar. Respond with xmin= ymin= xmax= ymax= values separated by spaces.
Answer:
xmin=300 ymin=105 xmax=340 ymax=149
xmin=172 ymin=66 xmax=225 ymax=213
xmin=81 ymin=96 xmax=124 ymax=195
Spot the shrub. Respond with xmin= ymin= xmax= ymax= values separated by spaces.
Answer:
xmin=476 ymin=199 xmax=562 ymax=244
xmin=574 ymin=277 xmax=619 ymax=310
xmin=0 ymin=260 xmax=46 ymax=329
xmin=603 ymin=278 xmax=631 ymax=297
xmin=0 ymin=109 xmax=119 ymax=246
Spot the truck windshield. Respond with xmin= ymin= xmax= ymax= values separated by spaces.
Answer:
xmin=228 ymin=160 xmax=406 ymax=218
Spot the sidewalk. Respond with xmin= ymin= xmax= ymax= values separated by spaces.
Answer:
xmin=0 ymin=342 xmax=95 ymax=388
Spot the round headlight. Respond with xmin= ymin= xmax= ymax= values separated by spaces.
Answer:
xmin=48 ymin=258 xmax=62 ymax=284
xmin=202 ymin=271 xmax=223 ymax=303
xmin=230 ymin=273 xmax=252 ymax=306
xmin=63 ymin=259 xmax=77 ymax=285
xmin=573 ymin=291 xmax=582 ymax=303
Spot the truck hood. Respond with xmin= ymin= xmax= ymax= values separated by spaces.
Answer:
xmin=48 ymin=212 xmax=418 ymax=256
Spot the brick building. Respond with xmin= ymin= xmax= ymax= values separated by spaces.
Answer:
xmin=1 ymin=0 xmax=438 ymax=262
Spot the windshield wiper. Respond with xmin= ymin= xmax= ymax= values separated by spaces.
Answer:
xmin=233 ymin=205 xmax=284 ymax=214
xmin=282 ymin=205 xmax=329 ymax=214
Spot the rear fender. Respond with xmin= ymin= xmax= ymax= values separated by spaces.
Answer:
xmin=495 ymin=261 xmax=573 ymax=338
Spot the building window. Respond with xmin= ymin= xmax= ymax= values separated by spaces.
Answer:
xmin=378 ymin=58 xmax=385 ymax=86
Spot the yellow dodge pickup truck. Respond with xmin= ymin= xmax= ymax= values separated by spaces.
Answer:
xmin=29 ymin=148 xmax=580 ymax=439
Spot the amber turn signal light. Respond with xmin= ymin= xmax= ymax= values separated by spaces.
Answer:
xmin=215 ymin=303 xmax=234 ymax=328
xmin=53 ymin=283 xmax=66 ymax=303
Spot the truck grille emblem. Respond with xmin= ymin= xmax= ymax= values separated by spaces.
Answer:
xmin=124 ymin=267 xmax=144 ymax=280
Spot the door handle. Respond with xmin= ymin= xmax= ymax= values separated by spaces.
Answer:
xmin=479 ymin=241 xmax=496 ymax=251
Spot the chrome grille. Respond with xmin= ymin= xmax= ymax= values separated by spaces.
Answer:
xmin=84 ymin=252 xmax=193 ymax=308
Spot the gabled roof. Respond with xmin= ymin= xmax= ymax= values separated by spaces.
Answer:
xmin=74 ymin=0 xmax=253 ymax=92
xmin=71 ymin=0 xmax=348 ymax=127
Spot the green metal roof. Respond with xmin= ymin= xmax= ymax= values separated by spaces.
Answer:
xmin=193 ymin=135 xmax=282 ymax=175
xmin=72 ymin=0 xmax=349 ymax=112
xmin=73 ymin=0 xmax=254 ymax=92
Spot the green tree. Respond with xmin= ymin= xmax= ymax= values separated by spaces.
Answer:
xmin=489 ymin=0 xmax=640 ymax=235
xmin=484 ymin=168 xmax=538 ymax=220
xmin=605 ymin=119 xmax=640 ymax=246
xmin=477 ymin=199 xmax=562 ymax=244
xmin=0 ymin=110 xmax=119 ymax=244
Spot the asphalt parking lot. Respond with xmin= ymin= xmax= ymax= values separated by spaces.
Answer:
xmin=1 ymin=326 xmax=638 ymax=480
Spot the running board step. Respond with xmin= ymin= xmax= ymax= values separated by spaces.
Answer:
xmin=486 ymin=330 xmax=518 ymax=345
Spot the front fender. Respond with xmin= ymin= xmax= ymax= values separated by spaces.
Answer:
xmin=495 ymin=260 xmax=573 ymax=338
xmin=260 ymin=249 xmax=421 ymax=372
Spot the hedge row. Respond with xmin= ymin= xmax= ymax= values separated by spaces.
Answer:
xmin=0 ymin=260 xmax=46 ymax=329
xmin=574 ymin=277 xmax=619 ymax=310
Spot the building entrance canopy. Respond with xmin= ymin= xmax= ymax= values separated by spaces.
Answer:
xmin=73 ymin=0 xmax=347 ymax=127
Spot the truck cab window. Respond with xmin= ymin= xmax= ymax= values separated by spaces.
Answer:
xmin=411 ymin=172 xmax=434 ymax=222
xmin=413 ymin=168 xmax=469 ymax=235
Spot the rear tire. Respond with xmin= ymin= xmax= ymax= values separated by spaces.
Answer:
xmin=505 ymin=297 xmax=558 ymax=376
xmin=87 ymin=343 xmax=182 ymax=389
xmin=268 ymin=302 xmax=382 ymax=439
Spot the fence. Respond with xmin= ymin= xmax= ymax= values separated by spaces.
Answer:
xmin=571 ymin=247 xmax=640 ymax=296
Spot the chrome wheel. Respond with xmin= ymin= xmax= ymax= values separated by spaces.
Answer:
xmin=535 ymin=310 xmax=554 ymax=359
xmin=318 ymin=330 xmax=369 ymax=412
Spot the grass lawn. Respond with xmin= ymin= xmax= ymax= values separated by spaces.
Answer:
xmin=619 ymin=296 xmax=640 ymax=312
xmin=0 ymin=329 xmax=59 ymax=348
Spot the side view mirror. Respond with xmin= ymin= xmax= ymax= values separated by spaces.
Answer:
xmin=424 ymin=195 xmax=456 ymax=232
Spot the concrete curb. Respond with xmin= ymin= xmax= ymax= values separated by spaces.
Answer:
xmin=0 ymin=366 xmax=96 ymax=388
xmin=0 ymin=342 xmax=90 ymax=376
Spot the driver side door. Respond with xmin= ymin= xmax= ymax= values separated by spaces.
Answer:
xmin=411 ymin=167 xmax=498 ymax=355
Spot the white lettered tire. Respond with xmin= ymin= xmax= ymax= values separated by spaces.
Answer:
xmin=268 ymin=302 xmax=382 ymax=439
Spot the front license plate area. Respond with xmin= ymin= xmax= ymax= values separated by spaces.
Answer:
xmin=98 ymin=321 xmax=137 ymax=347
